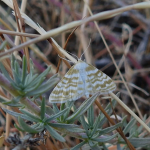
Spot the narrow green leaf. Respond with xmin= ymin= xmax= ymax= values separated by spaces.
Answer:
xmin=19 ymin=109 xmax=41 ymax=122
xmin=98 ymin=121 xmax=122 ymax=135
xmin=137 ymin=115 xmax=147 ymax=134
xmin=41 ymin=98 xmax=46 ymax=120
xmin=45 ymin=125 xmax=65 ymax=142
xmin=60 ymin=103 xmax=65 ymax=121
xmin=123 ymin=118 xmax=136 ymax=134
xmin=0 ymin=62 xmax=13 ymax=82
xmin=80 ymin=116 xmax=88 ymax=133
xmin=66 ymin=127 xmax=85 ymax=133
xmin=13 ymin=69 xmax=22 ymax=84
xmin=120 ymin=137 xmax=150 ymax=147
xmin=31 ymin=123 xmax=41 ymax=129
xmin=91 ymin=132 xmax=100 ymax=139
xmin=3 ymin=101 xmax=23 ymax=107
xmin=0 ymin=95 xmax=9 ymax=103
xmin=90 ymin=115 xmax=101 ymax=137
xmin=45 ymin=107 xmax=69 ymax=123
xmin=26 ymin=75 xmax=59 ymax=96
xmin=88 ymin=140 xmax=97 ymax=148
xmin=14 ymin=123 xmax=25 ymax=132
xmin=24 ymin=74 xmax=31 ymax=86
xmin=91 ymin=146 xmax=102 ymax=150
xmin=45 ymin=106 xmax=54 ymax=116
xmin=35 ymin=99 xmax=54 ymax=115
xmin=52 ymin=104 xmax=59 ymax=114
xmin=0 ymin=40 xmax=7 ymax=51
xmin=18 ymin=116 xmax=39 ymax=134
xmin=24 ymin=77 xmax=45 ymax=92
xmin=50 ymin=123 xmax=78 ymax=129
xmin=17 ymin=90 xmax=26 ymax=96
xmin=87 ymin=104 xmax=94 ymax=127
xmin=93 ymin=133 xmax=117 ymax=142
xmin=36 ymin=66 xmax=51 ymax=81
xmin=12 ymin=96 xmax=22 ymax=103
xmin=66 ymin=94 xmax=98 ymax=123
xmin=14 ymin=60 xmax=20 ymax=76
xmin=26 ymin=66 xmax=51 ymax=89
xmin=11 ymin=82 xmax=22 ymax=91
xmin=11 ymin=54 xmax=15 ymax=69
xmin=24 ymin=74 xmax=38 ymax=87
xmin=1 ymin=96 xmax=22 ymax=107
xmin=71 ymin=141 xmax=86 ymax=150
xmin=63 ymin=101 xmax=74 ymax=120
xmin=99 ymin=98 xmax=116 ymax=128
xmin=3 ymin=108 xmax=39 ymax=122
xmin=34 ymin=123 xmax=45 ymax=132
xmin=129 ymin=124 xmax=138 ymax=136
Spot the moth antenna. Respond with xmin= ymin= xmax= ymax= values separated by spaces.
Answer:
xmin=65 ymin=50 xmax=78 ymax=60
xmin=58 ymin=55 xmax=74 ymax=63
xmin=80 ymin=39 xmax=91 ymax=60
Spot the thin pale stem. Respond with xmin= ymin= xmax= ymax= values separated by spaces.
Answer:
xmin=110 ymin=93 xmax=150 ymax=133
xmin=0 ymin=30 xmax=39 ymax=38
xmin=85 ymin=1 xmax=143 ymax=119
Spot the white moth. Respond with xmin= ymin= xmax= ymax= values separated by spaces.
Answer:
xmin=49 ymin=59 xmax=116 ymax=103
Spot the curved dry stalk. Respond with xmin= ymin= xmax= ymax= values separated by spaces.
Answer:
xmin=1 ymin=2 xmax=150 ymax=57
xmin=0 ymin=30 xmax=39 ymax=38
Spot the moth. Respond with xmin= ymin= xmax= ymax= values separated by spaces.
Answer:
xmin=49 ymin=59 xmax=116 ymax=103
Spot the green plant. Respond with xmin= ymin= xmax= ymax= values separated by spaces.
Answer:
xmin=0 ymin=55 xmax=150 ymax=149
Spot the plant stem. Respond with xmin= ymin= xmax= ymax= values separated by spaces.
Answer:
xmin=94 ymin=100 xmax=135 ymax=150
xmin=0 ymin=73 xmax=19 ymax=96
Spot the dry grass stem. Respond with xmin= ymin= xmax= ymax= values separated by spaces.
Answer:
xmin=1 ymin=2 xmax=150 ymax=57
xmin=110 ymin=93 xmax=150 ymax=133
xmin=85 ymin=1 xmax=143 ymax=119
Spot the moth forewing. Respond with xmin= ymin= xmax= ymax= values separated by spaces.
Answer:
xmin=49 ymin=60 xmax=116 ymax=103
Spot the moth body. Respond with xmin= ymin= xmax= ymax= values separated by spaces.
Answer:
xmin=74 ymin=60 xmax=90 ymax=97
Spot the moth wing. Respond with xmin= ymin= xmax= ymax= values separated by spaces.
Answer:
xmin=62 ymin=70 xmax=85 ymax=102
xmin=49 ymin=65 xmax=84 ymax=103
xmin=85 ymin=64 xmax=116 ymax=95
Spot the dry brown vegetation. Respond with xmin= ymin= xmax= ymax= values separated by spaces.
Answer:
xmin=0 ymin=0 xmax=150 ymax=149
